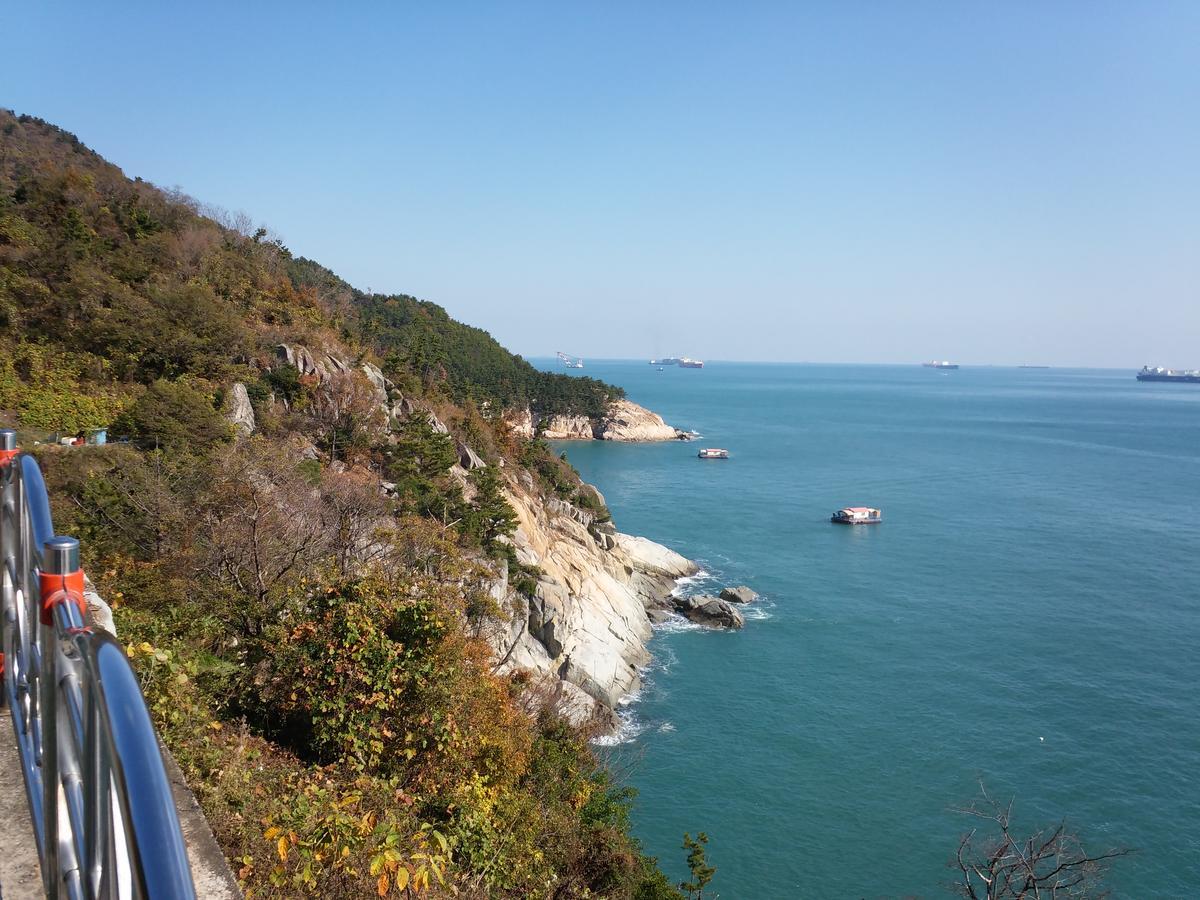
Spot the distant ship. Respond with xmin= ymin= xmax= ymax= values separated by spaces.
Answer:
xmin=697 ymin=448 xmax=729 ymax=459
xmin=923 ymin=360 xmax=959 ymax=369
xmin=1136 ymin=366 xmax=1200 ymax=384
xmin=679 ymin=358 xmax=704 ymax=368
xmin=650 ymin=357 xmax=682 ymax=365
xmin=556 ymin=351 xmax=584 ymax=369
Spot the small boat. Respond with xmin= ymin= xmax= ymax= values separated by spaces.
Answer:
xmin=831 ymin=506 xmax=882 ymax=525
xmin=657 ymin=366 xmax=665 ymax=372
xmin=697 ymin=448 xmax=729 ymax=459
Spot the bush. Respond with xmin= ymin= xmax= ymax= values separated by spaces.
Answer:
xmin=114 ymin=378 xmax=230 ymax=450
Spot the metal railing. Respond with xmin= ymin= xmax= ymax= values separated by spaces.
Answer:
xmin=1 ymin=429 xmax=196 ymax=899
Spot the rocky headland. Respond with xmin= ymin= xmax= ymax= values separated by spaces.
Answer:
xmin=243 ymin=344 xmax=742 ymax=735
xmin=506 ymin=397 xmax=691 ymax=442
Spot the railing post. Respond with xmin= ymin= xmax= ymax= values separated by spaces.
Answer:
xmin=0 ymin=428 xmax=15 ymax=700
xmin=41 ymin=535 xmax=85 ymax=899
xmin=0 ymin=427 xmax=17 ymax=463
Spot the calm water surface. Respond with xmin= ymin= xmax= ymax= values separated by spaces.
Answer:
xmin=539 ymin=360 xmax=1200 ymax=898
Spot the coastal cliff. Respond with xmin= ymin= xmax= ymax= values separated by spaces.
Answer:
xmin=508 ymin=397 xmax=688 ymax=442
xmin=491 ymin=485 xmax=696 ymax=729
xmin=268 ymin=343 xmax=697 ymax=731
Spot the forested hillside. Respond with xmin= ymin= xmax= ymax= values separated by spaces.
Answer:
xmin=0 ymin=109 xmax=683 ymax=899
xmin=0 ymin=110 xmax=619 ymax=431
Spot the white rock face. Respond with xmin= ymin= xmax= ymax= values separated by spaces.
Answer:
xmin=489 ymin=483 xmax=698 ymax=728
xmin=506 ymin=399 xmax=685 ymax=442
xmin=539 ymin=414 xmax=595 ymax=440
xmin=225 ymin=382 xmax=256 ymax=435
xmin=276 ymin=344 xmax=389 ymax=408
xmin=504 ymin=408 xmax=535 ymax=439
xmin=598 ymin=398 xmax=685 ymax=442
xmin=613 ymin=534 xmax=695 ymax=579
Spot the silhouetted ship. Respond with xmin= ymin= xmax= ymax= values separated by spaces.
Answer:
xmin=1136 ymin=366 xmax=1200 ymax=384
xmin=922 ymin=360 xmax=959 ymax=369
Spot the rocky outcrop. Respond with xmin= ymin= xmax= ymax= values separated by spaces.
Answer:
xmin=506 ymin=398 xmax=688 ymax=443
xmin=225 ymin=382 xmax=256 ymax=435
xmin=488 ymin=481 xmax=699 ymax=728
xmin=539 ymin=415 xmax=595 ymax=440
xmin=276 ymin=344 xmax=389 ymax=408
xmin=269 ymin=343 xmax=711 ymax=733
xmin=598 ymin=398 xmax=686 ymax=442
xmin=504 ymin=408 xmax=535 ymax=439
xmin=720 ymin=586 xmax=758 ymax=605
xmin=673 ymin=594 xmax=745 ymax=629
xmin=457 ymin=440 xmax=486 ymax=470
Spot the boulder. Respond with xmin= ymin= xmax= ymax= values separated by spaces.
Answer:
xmin=546 ymin=497 xmax=594 ymax=529
xmin=719 ymin=586 xmax=758 ymax=605
xmin=613 ymin=534 xmax=697 ymax=579
xmin=392 ymin=397 xmax=419 ymax=419
xmin=577 ymin=483 xmax=607 ymax=510
xmin=457 ymin=441 xmax=487 ymax=470
xmin=225 ymin=382 xmax=256 ymax=435
xmin=673 ymin=594 xmax=745 ymax=629
xmin=360 ymin=362 xmax=389 ymax=407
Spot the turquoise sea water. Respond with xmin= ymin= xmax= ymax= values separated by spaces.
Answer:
xmin=539 ymin=360 xmax=1200 ymax=898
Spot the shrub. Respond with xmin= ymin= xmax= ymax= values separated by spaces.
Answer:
xmin=114 ymin=378 xmax=230 ymax=450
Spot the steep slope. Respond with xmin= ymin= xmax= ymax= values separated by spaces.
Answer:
xmin=1 ymin=108 xmax=696 ymax=898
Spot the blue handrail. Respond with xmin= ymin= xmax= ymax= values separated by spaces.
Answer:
xmin=1 ymin=429 xmax=196 ymax=899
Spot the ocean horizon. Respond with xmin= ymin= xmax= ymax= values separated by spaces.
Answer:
xmin=539 ymin=359 xmax=1200 ymax=897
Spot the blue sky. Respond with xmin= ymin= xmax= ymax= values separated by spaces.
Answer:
xmin=4 ymin=2 xmax=1198 ymax=366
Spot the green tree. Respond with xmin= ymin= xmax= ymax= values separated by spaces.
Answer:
xmin=382 ymin=413 xmax=463 ymax=523
xmin=679 ymin=832 xmax=716 ymax=899
xmin=466 ymin=465 xmax=517 ymax=552
xmin=114 ymin=378 xmax=230 ymax=451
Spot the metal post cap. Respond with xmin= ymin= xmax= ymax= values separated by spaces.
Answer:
xmin=0 ymin=428 xmax=15 ymax=451
xmin=43 ymin=536 xmax=81 ymax=575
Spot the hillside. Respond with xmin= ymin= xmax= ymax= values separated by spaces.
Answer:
xmin=0 ymin=109 xmax=692 ymax=899
xmin=0 ymin=110 xmax=623 ymax=429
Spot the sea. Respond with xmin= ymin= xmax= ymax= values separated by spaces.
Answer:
xmin=536 ymin=360 xmax=1200 ymax=898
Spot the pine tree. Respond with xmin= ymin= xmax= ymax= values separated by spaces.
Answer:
xmin=679 ymin=832 xmax=716 ymax=899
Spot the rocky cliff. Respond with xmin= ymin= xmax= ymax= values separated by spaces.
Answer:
xmin=489 ymin=486 xmax=697 ymax=729
xmin=507 ymin=397 xmax=689 ymax=442
xmin=258 ymin=345 xmax=697 ymax=732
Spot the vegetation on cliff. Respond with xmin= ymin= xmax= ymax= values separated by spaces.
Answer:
xmin=2 ymin=109 xmax=681 ymax=898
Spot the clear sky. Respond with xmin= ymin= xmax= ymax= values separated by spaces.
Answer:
xmin=4 ymin=2 xmax=1198 ymax=366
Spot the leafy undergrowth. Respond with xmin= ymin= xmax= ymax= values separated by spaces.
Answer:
xmin=118 ymin=571 xmax=681 ymax=899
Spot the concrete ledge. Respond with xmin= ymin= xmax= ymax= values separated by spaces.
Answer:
xmin=163 ymin=747 xmax=243 ymax=899
xmin=0 ymin=721 xmax=45 ymax=900
xmin=0 ymin=721 xmax=242 ymax=899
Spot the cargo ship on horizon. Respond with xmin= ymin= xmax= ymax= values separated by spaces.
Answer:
xmin=1136 ymin=366 xmax=1200 ymax=384
xmin=923 ymin=360 xmax=959 ymax=369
